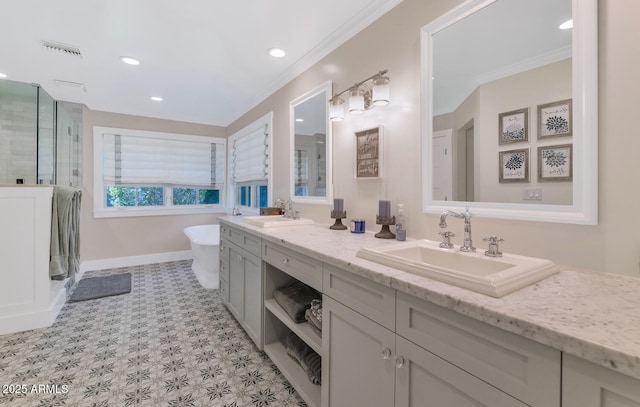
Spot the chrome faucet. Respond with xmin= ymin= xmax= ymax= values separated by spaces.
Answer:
xmin=439 ymin=208 xmax=476 ymax=252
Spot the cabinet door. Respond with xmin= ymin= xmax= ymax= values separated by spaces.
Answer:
xmin=227 ymin=244 xmax=244 ymax=322
xmin=322 ymin=296 xmax=395 ymax=407
xmin=243 ymin=251 xmax=262 ymax=349
xmin=395 ymin=336 xmax=527 ymax=407
xmin=563 ymin=354 xmax=640 ymax=407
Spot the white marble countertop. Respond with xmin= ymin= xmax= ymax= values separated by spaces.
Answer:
xmin=219 ymin=216 xmax=640 ymax=380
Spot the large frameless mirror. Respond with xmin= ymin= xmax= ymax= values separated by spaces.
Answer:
xmin=290 ymin=81 xmax=333 ymax=204
xmin=421 ymin=0 xmax=598 ymax=224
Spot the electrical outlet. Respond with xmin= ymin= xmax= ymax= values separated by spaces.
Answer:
xmin=522 ymin=188 xmax=542 ymax=200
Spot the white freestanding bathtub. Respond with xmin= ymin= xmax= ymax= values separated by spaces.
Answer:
xmin=183 ymin=224 xmax=220 ymax=289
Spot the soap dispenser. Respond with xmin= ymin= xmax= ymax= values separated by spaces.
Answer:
xmin=395 ymin=204 xmax=406 ymax=241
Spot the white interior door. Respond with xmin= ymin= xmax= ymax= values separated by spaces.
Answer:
xmin=432 ymin=129 xmax=452 ymax=201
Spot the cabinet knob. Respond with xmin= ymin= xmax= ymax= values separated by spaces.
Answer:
xmin=220 ymin=266 xmax=225 ymax=271
xmin=395 ymin=356 xmax=405 ymax=369
xmin=381 ymin=347 xmax=392 ymax=360
xmin=236 ymin=255 xmax=244 ymax=261
xmin=282 ymin=257 xmax=290 ymax=264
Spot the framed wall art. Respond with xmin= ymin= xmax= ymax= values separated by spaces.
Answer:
xmin=498 ymin=108 xmax=528 ymax=145
xmin=499 ymin=148 xmax=529 ymax=183
xmin=538 ymin=144 xmax=572 ymax=181
xmin=537 ymin=99 xmax=572 ymax=139
xmin=355 ymin=126 xmax=383 ymax=179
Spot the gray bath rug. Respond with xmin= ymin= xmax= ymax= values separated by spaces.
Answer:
xmin=69 ymin=273 xmax=132 ymax=302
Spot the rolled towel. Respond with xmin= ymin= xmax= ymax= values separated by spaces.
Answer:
xmin=309 ymin=299 xmax=322 ymax=323
xmin=273 ymin=282 xmax=321 ymax=323
xmin=305 ymin=308 xmax=322 ymax=336
xmin=285 ymin=332 xmax=322 ymax=385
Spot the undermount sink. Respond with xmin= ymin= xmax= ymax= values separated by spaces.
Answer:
xmin=242 ymin=215 xmax=314 ymax=228
xmin=356 ymin=240 xmax=558 ymax=297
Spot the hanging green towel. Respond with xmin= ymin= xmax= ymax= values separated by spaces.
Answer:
xmin=50 ymin=186 xmax=82 ymax=280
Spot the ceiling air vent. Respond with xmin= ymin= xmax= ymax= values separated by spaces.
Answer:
xmin=54 ymin=80 xmax=87 ymax=93
xmin=42 ymin=40 xmax=82 ymax=58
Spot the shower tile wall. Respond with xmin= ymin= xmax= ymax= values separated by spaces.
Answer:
xmin=0 ymin=82 xmax=37 ymax=184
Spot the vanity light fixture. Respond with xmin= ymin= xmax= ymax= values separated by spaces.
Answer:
xmin=329 ymin=69 xmax=390 ymax=121
xmin=121 ymin=56 xmax=140 ymax=65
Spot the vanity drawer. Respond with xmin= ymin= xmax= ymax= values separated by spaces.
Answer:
xmin=222 ymin=225 xmax=261 ymax=257
xmin=262 ymin=241 xmax=322 ymax=291
xmin=396 ymin=292 xmax=560 ymax=407
xmin=323 ymin=264 xmax=395 ymax=330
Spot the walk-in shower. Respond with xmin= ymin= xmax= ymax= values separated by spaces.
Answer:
xmin=0 ymin=79 xmax=82 ymax=186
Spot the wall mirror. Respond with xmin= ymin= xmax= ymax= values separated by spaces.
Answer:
xmin=290 ymin=81 xmax=333 ymax=204
xmin=421 ymin=0 xmax=597 ymax=224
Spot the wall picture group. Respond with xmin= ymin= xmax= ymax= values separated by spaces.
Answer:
xmin=498 ymin=99 xmax=572 ymax=183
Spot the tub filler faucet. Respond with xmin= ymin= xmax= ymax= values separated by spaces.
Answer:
xmin=439 ymin=208 xmax=476 ymax=252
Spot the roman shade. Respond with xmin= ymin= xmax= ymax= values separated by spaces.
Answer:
xmin=102 ymin=133 xmax=225 ymax=187
xmin=232 ymin=124 xmax=269 ymax=183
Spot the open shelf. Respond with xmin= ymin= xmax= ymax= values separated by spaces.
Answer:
xmin=264 ymin=340 xmax=321 ymax=407
xmin=265 ymin=298 xmax=322 ymax=354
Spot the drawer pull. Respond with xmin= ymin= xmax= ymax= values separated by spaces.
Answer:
xmin=381 ymin=347 xmax=392 ymax=360
xmin=395 ymin=356 xmax=405 ymax=369
xmin=282 ymin=257 xmax=290 ymax=264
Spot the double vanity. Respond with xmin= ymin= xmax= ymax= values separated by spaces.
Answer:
xmin=218 ymin=215 xmax=640 ymax=407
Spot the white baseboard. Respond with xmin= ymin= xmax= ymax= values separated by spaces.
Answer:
xmin=78 ymin=250 xmax=193 ymax=281
xmin=0 ymin=281 xmax=68 ymax=336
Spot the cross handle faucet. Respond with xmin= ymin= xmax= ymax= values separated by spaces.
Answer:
xmin=439 ymin=208 xmax=475 ymax=252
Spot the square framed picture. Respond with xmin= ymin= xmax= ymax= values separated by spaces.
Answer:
xmin=538 ymin=144 xmax=572 ymax=181
xmin=499 ymin=148 xmax=529 ymax=183
xmin=537 ymin=99 xmax=572 ymax=139
xmin=498 ymin=108 xmax=528 ymax=145
xmin=354 ymin=126 xmax=383 ymax=179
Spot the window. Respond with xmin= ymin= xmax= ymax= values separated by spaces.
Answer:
xmin=93 ymin=127 xmax=225 ymax=218
xmin=228 ymin=112 xmax=273 ymax=213
xmin=294 ymin=149 xmax=309 ymax=196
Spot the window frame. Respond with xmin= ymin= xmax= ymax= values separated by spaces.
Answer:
xmin=93 ymin=126 xmax=226 ymax=218
xmin=227 ymin=112 xmax=273 ymax=215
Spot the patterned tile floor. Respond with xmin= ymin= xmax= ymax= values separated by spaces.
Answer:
xmin=0 ymin=261 xmax=306 ymax=407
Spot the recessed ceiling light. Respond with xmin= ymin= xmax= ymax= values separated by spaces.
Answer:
xmin=0 ymin=72 xmax=7 ymax=79
xmin=150 ymin=96 xmax=163 ymax=102
xmin=121 ymin=56 xmax=140 ymax=65
xmin=559 ymin=19 xmax=573 ymax=30
xmin=267 ymin=48 xmax=286 ymax=58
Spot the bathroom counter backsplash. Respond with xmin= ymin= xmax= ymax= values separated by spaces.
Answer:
xmin=219 ymin=217 xmax=640 ymax=380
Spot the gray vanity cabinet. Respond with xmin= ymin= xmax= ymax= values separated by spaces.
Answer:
xmin=322 ymin=265 xmax=559 ymax=407
xmin=563 ymin=354 xmax=640 ymax=407
xmin=322 ymin=296 xmax=396 ymax=407
xmin=220 ymin=225 xmax=263 ymax=349
xmin=395 ymin=336 xmax=527 ymax=407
